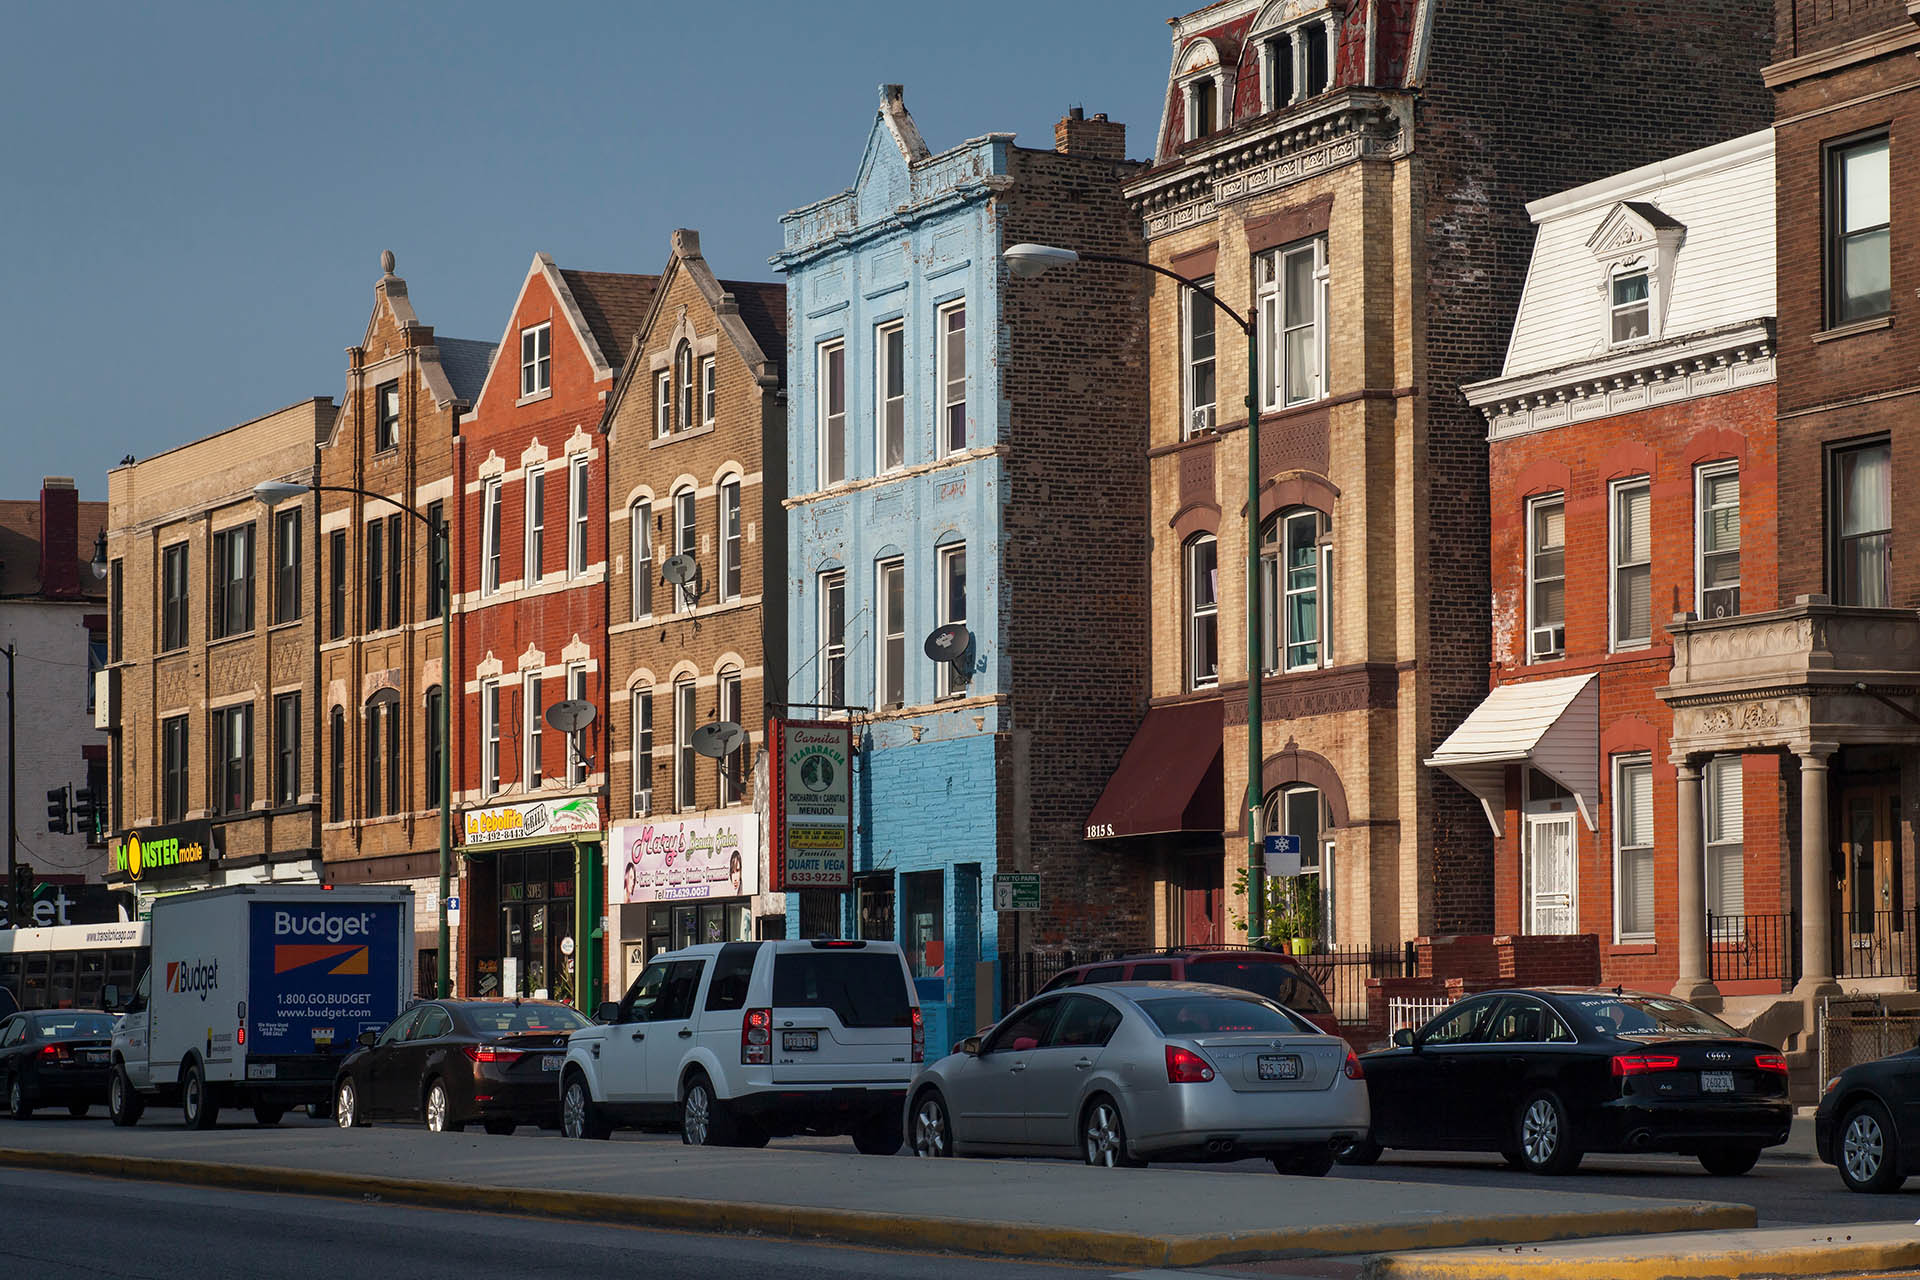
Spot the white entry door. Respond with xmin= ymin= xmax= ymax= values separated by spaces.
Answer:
xmin=1524 ymin=813 xmax=1577 ymax=935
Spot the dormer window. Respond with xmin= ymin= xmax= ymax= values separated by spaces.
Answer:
xmin=1176 ymin=38 xmax=1233 ymax=143
xmin=1587 ymin=201 xmax=1684 ymax=348
xmin=1192 ymin=79 xmax=1218 ymax=137
xmin=1255 ymin=9 xmax=1341 ymax=112
xmin=1610 ymin=270 xmax=1651 ymax=345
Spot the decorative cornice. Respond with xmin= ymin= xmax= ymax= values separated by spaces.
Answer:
xmin=1763 ymin=20 xmax=1920 ymax=89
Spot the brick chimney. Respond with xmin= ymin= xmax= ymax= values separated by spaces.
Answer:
xmin=1055 ymin=107 xmax=1127 ymax=161
xmin=39 ymin=476 xmax=79 ymax=599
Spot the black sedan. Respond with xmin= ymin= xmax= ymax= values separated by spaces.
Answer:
xmin=1816 ymin=1042 xmax=1920 ymax=1192
xmin=1 ymin=1010 xmax=117 ymax=1119
xmin=1341 ymin=988 xmax=1791 ymax=1175
xmin=333 ymin=999 xmax=589 ymax=1134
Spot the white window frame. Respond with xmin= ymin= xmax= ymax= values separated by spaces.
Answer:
xmin=1609 ymin=266 xmax=1652 ymax=346
xmin=1705 ymin=754 xmax=1745 ymax=929
xmin=567 ymin=662 xmax=589 ymax=785
xmin=675 ymin=677 xmax=697 ymax=812
xmin=1696 ymin=463 xmax=1740 ymax=620
xmin=1527 ymin=494 xmax=1567 ymax=662
xmin=629 ymin=500 xmax=652 ymax=620
xmin=818 ymin=339 xmax=846 ymax=486
xmin=673 ymin=488 xmax=697 ymax=613
xmin=520 ymin=322 xmax=551 ymax=397
xmin=1609 ymin=477 xmax=1652 ymax=651
xmin=876 ymin=557 xmax=905 ymax=709
xmin=569 ymin=453 xmax=589 ymax=577
xmin=818 ymin=569 xmax=847 ymax=710
xmin=482 ymin=679 xmax=501 ymax=797
xmin=1612 ymin=755 xmax=1654 ymax=942
xmin=676 ymin=342 xmax=695 ymax=431
xmin=701 ymin=354 xmax=716 ymax=426
xmin=655 ymin=370 xmax=672 ymax=439
xmin=936 ymin=543 xmax=967 ymax=699
xmin=718 ymin=478 xmax=741 ymax=602
xmin=717 ymin=666 xmax=743 ymax=805
xmin=938 ymin=301 xmax=967 ymax=456
xmin=876 ymin=319 xmax=906 ymax=472
xmin=631 ymin=687 xmax=653 ymax=816
xmin=1257 ymin=236 xmax=1329 ymax=410
xmin=482 ymin=478 xmax=503 ymax=597
xmin=375 ymin=380 xmax=400 ymax=452
xmin=1186 ymin=534 xmax=1219 ymax=691
xmin=1281 ymin=510 xmax=1325 ymax=673
xmin=524 ymin=464 xmax=545 ymax=586
xmin=1184 ymin=277 xmax=1217 ymax=438
xmin=1829 ymin=132 xmax=1892 ymax=326
xmin=522 ymin=670 xmax=543 ymax=791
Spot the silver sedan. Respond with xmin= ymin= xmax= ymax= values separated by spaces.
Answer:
xmin=905 ymin=981 xmax=1368 ymax=1173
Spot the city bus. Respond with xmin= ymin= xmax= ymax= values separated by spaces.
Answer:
xmin=0 ymin=920 xmax=148 ymax=1012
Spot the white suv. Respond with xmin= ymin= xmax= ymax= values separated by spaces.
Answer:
xmin=560 ymin=939 xmax=922 ymax=1152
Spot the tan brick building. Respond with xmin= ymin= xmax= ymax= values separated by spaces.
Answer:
xmin=104 ymin=399 xmax=336 ymax=909
xmin=316 ymin=251 xmax=493 ymax=991
xmin=600 ymin=229 xmax=786 ymax=990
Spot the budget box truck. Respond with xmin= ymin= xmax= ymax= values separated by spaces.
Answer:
xmin=110 ymin=885 xmax=413 ymax=1127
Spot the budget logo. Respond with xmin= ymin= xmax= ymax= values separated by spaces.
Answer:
xmin=274 ymin=944 xmax=370 ymax=976
xmin=165 ymin=958 xmax=219 ymax=1001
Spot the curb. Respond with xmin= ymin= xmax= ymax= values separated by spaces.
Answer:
xmin=1363 ymin=1231 xmax=1920 ymax=1280
xmin=0 ymin=1146 xmax=1753 ymax=1268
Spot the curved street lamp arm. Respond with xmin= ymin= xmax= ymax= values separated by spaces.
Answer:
xmin=308 ymin=482 xmax=439 ymax=533
xmin=1070 ymin=251 xmax=1256 ymax=335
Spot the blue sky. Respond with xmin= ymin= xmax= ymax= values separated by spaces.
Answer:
xmin=0 ymin=1 xmax=1178 ymax=499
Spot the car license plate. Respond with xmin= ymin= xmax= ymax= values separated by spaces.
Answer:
xmin=1702 ymin=1070 xmax=1734 ymax=1093
xmin=1257 ymin=1054 xmax=1302 ymax=1081
xmin=84 ymin=1051 xmax=109 ymax=1065
xmin=246 ymin=1063 xmax=278 ymax=1081
xmin=783 ymin=1030 xmax=819 ymax=1052
xmin=540 ymin=1055 xmax=563 ymax=1071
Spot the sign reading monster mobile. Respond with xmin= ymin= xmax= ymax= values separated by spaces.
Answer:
xmin=768 ymin=718 xmax=853 ymax=891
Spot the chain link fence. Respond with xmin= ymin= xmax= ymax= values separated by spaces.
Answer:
xmin=1820 ymin=995 xmax=1920 ymax=1085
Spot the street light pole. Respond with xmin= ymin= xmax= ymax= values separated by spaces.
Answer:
xmin=1003 ymin=244 xmax=1267 ymax=942
xmin=254 ymin=479 xmax=454 ymax=996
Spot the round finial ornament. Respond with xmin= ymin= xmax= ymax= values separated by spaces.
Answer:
xmin=380 ymin=249 xmax=396 ymax=274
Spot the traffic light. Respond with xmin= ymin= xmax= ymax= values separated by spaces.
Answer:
xmin=10 ymin=864 xmax=31 ymax=914
xmin=72 ymin=786 xmax=98 ymax=840
xmin=45 ymin=785 xmax=70 ymax=834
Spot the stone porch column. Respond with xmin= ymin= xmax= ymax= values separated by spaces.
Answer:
xmin=1795 ymin=746 xmax=1841 ymax=998
xmin=1673 ymin=756 xmax=1719 ymax=1007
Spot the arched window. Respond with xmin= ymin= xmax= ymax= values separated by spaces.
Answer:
xmin=630 ymin=500 xmax=652 ymax=620
xmin=1261 ymin=784 xmax=1333 ymax=946
xmin=717 ymin=664 xmax=744 ymax=805
xmin=329 ymin=706 xmax=346 ymax=822
xmin=364 ymin=690 xmax=400 ymax=819
xmin=676 ymin=342 xmax=695 ymax=430
xmin=1184 ymin=534 xmax=1218 ymax=690
xmin=1260 ymin=509 xmax=1330 ymax=674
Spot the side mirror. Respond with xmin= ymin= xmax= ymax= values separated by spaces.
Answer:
xmin=593 ymin=1002 xmax=619 ymax=1025
xmin=1391 ymin=1028 xmax=1416 ymax=1049
xmin=957 ymin=1036 xmax=983 ymax=1057
xmin=357 ymin=1030 xmax=377 ymax=1050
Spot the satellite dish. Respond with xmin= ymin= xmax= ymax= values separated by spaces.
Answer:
xmin=924 ymin=623 xmax=973 ymax=664
xmin=691 ymin=721 xmax=745 ymax=760
xmin=661 ymin=554 xmax=699 ymax=587
xmin=546 ymin=699 xmax=596 ymax=734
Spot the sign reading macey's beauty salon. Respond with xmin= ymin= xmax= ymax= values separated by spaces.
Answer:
xmin=612 ymin=814 xmax=759 ymax=905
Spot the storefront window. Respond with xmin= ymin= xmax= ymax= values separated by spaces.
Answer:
xmin=903 ymin=870 xmax=944 ymax=980
xmin=493 ymin=846 xmax=576 ymax=1003
xmin=857 ymin=874 xmax=895 ymax=942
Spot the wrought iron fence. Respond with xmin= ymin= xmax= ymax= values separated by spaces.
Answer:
xmin=1706 ymin=912 xmax=1797 ymax=988
xmin=1835 ymin=909 xmax=1919 ymax=980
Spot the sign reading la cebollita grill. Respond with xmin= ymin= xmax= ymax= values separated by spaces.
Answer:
xmin=768 ymin=718 xmax=853 ymax=891
xmin=461 ymin=796 xmax=602 ymax=847
xmin=111 ymin=820 xmax=217 ymax=883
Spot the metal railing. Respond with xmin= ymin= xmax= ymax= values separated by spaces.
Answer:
xmin=1386 ymin=995 xmax=1449 ymax=1035
xmin=1836 ymin=909 xmax=1919 ymax=980
xmin=1706 ymin=912 xmax=1798 ymax=988
xmin=1294 ymin=943 xmax=1418 ymax=1025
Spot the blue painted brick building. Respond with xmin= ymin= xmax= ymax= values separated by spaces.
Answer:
xmin=772 ymin=86 xmax=1153 ymax=1054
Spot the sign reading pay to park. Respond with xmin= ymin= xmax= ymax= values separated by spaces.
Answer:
xmin=769 ymin=718 xmax=853 ymax=890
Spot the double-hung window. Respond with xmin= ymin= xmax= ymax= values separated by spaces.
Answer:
xmin=365 ymin=519 xmax=386 ymax=631
xmin=701 ymin=355 xmax=716 ymax=427
xmin=1185 ymin=279 xmax=1217 ymax=437
xmin=630 ymin=501 xmax=652 ymax=619
xmin=522 ymin=671 xmax=543 ymax=790
xmin=212 ymin=703 xmax=252 ymax=815
xmin=520 ymin=323 xmax=551 ymax=397
xmin=718 ymin=666 xmax=743 ymax=805
xmin=655 ymin=371 xmax=672 ymax=438
xmin=569 ymin=453 xmax=589 ymax=577
xmin=1528 ymin=496 xmax=1566 ymax=661
xmin=1609 ymin=270 xmax=1651 ymax=344
xmin=161 ymin=542 xmax=189 ymax=651
xmin=1185 ymin=535 xmax=1218 ymax=690
xmin=938 ymin=302 xmax=966 ymax=455
xmin=161 ymin=715 xmax=188 ymax=823
xmin=936 ymin=544 xmax=968 ymax=699
xmin=273 ymin=509 xmax=301 ymax=624
xmin=1828 ymin=133 xmax=1891 ymax=326
xmin=1259 ymin=510 xmax=1326 ymax=673
xmin=675 ymin=678 xmax=698 ymax=812
xmin=274 ymin=692 xmax=300 ymax=806
xmin=819 ymin=340 xmax=846 ymax=485
xmin=383 ymin=513 xmax=402 ymax=628
xmin=1610 ymin=479 xmax=1651 ymax=649
xmin=877 ymin=320 xmax=905 ymax=471
xmin=567 ymin=663 xmax=588 ymax=785
xmin=524 ymin=464 xmax=546 ymax=585
xmin=1697 ymin=465 xmax=1740 ymax=619
xmin=631 ymin=688 xmax=654 ymax=815
xmin=1613 ymin=755 xmax=1654 ymax=941
xmin=674 ymin=488 xmax=697 ymax=612
xmin=877 ymin=558 xmax=905 ymax=708
xmin=364 ymin=694 xmax=398 ymax=818
xmin=211 ymin=523 xmax=255 ymax=640
xmin=482 ymin=679 xmax=501 ymax=797
xmin=1705 ymin=755 xmax=1745 ymax=928
xmin=328 ymin=530 xmax=347 ymax=639
xmin=482 ymin=478 xmax=503 ymax=596
xmin=718 ymin=478 xmax=741 ymax=601
xmin=424 ymin=687 xmax=443 ymax=807
xmin=676 ymin=343 xmax=695 ymax=431
xmin=819 ymin=570 xmax=846 ymax=709
xmin=374 ymin=380 xmax=400 ymax=452
xmin=1257 ymin=237 xmax=1328 ymax=408
xmin=426 ymin=501 xmax=447 ymax=619
xmin=328 ymin=708 xmax=346 ymax=822
xmin=1832 ymin=439 xmax=1891 ymax=607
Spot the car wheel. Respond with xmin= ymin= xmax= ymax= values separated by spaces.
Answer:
xmin=8 ymin=1077 xmax=32 ymax=1120
xmin=252 ymin=1104 xmax=285 ymax=1127
xmin=1082 ymin=1095 xmax=1145 ymax=1168
xmin=1336 ymin=1137 xmax=1383 ymax=1166
xmin=1271 ymin=1145 xmax=1336 ymax=1177
xmin=109 ymin=1067 xmax=143 ymax=1127
xmin=1838 ymin=1099 xmax=1906 ymax=1193
xmin=181 ymin=1063 xmax=218 ymax=1131
xmin=1699 ymin=1145 xmax=1761 ymax=1177
xmin=425 ymin=1080 xmax=464 ymax=1133
xmin=852 ymin=1112 xmax=902 ymax=1156
xmin=335 ymin=1077 xmax=364 ymax=1129
xmin=679 ymin=1074 xmax=735 ymax=1147
xmin=561 ymin=1073 xmax=610 ymax=1140
xmin=911 ymin=1089 xmax=953 ymax=1158
xmin=1514 ymin=1090 xmax=1581 ymax=1175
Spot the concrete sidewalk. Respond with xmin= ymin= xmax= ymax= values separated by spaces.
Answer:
xmin=0 ymin=1120 xmax=1753 ymax=1268
xmin=1365 ymin=1220 xmax=1920 ymax=1279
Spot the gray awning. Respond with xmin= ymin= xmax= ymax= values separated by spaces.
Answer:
xmin=1425 ymin=673 xmax=1599 ymax=837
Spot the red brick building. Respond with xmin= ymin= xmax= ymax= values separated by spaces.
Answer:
xmin=453 ymin=255 xmax=657 ymax=1004
xmin=1450 ymin=131 xmax=1780 ymax=994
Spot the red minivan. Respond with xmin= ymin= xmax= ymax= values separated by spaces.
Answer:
xmin=1037 ymin=949 xmax=1340 ymax=1035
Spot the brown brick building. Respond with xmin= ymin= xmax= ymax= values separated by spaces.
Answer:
xmin=316 ymin=251 xmax=492 ymax=992
xmin=104 ymin=399 xmax=336 ymax=909
xmin=1101 ymin=0 xmax=1773 ymax=951
xmin=599 ymin=229 xmax=786 ymax=991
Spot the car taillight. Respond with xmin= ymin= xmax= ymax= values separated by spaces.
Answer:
xmin=742 ymin=1008 xmax=772 ymax=1065
xmin=39 ymin=1043 xmax=70 ymax=1061
xmin=911 ymin=1006 xmax=924 ymax=1064
xmin=1165 ymin=1045 xmax=1215 ymax=1083
xmin=1342 ymin=1050 xmax=1363 ymax=1080
xmin=1755 ymin=1054 xmax=1788 ymax=1075
xmin=463 ymin=1044 xmax=523 ymax=1064
xmin=1611 ymin=1053 xmax=1681 ymax=1077
xmin=235 ymin=1027 xmax=245 ymax=1046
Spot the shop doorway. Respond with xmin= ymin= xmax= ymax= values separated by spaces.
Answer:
xmin=496 ymin=846 xmax=575 ymax=1003
xmin=1179 ymin=854 xmax=1222 ymax=946
xmin=1839 ymin=782 xmax=1904 ymax=974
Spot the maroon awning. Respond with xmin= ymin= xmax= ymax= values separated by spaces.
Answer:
xmin=1084 ymin=699 xmax=1223 ymax=841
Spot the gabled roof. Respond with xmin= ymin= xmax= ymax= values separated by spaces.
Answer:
xmin=560 ymin=269 xmax=660 ymax=371
xmin=436 ymin=337 xmax=497 ymax=407
xmin=723 ymin=281 xmax=788 ymax=381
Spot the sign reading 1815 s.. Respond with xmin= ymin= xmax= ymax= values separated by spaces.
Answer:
xmin=769 ymin=718 xmax=853 ymax=891
xmin=993 ymin=873 xmax=1041 ymax=912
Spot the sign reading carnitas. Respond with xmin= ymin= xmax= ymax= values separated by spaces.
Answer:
xmin=768 ymin=718 xmax=853 ymax=891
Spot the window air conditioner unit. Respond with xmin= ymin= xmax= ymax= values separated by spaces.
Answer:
xmin=1190 ymin=405 xmax=1216 ymax=436
xmin=1529 ymin=625 xmax=1565 ymax=660
xmin=1701 ymin=585 xmax=1740 ymax=619
xmin=634 ymin=788 xmax=652 ymax=817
